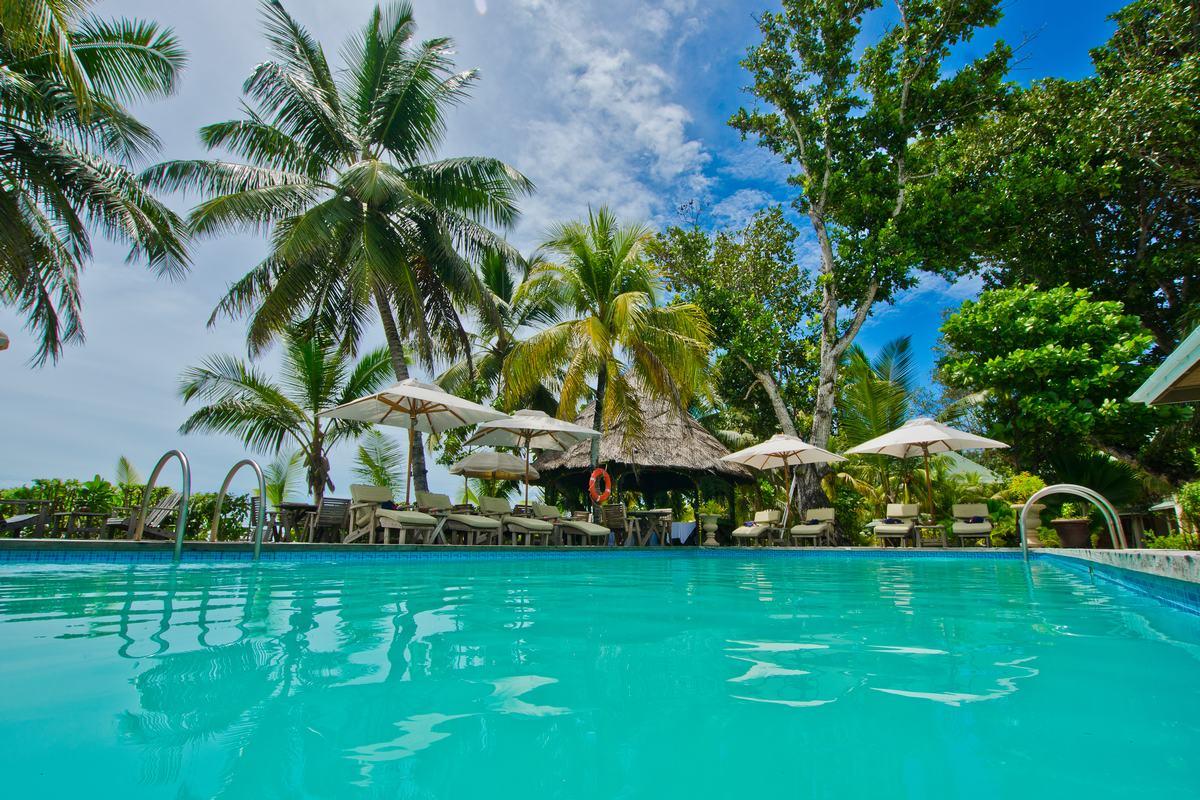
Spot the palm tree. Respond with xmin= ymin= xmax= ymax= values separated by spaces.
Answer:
xmin=261 ymin=451 xmax=304 ymax=508
xmin=504 ymin=207 xmax=712 ymax=471
xmin=353 ymin=430 xmax=406 ymax=495
xmin=438 ymin=248 xmax=560 ymax=411
xmin=0 ymin=0 xmax=188 ymax=364
xmin=178 ymin=334 xmax=393 ymax=505
xmin=144 ymin=0 xmax=532 ymax=492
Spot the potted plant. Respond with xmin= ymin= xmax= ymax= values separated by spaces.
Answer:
xmin=995 ymin=473 xmax=1047 ymax=546
xmin=1051 ymin=502 xmax=1092 ymax=548
xmin=698 ymin=500 xmax=724 ymax=547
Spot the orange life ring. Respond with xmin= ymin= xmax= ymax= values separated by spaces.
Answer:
xmin=588 ymin=468 xmax=612 ymax=504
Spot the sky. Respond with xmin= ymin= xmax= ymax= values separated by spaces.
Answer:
xmin=0 ymin=0 xmax=1127 ymax=498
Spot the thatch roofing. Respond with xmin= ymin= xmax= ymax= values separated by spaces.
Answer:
xmin=532 ymin=391 xmax=754 ymax=493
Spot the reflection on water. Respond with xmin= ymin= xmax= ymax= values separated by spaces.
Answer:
xmin=2 ymin=557 xmax=1200 ymax=798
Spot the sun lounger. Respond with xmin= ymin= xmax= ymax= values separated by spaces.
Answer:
xmin=417 ymin=491 xmax=502 ymax=545
xmin=305 ymin=497 xmax=350 ymax=542
xmin=731 ymin=509 xmax=782 ymax=546
xmin=874 ymin=503 xmax=919 ymax=547
xmin=951 ymin=503 xmax=994 ymax=547
xmin=790 ymin=507 xmax=835 ymax=546
xmin=533 ymin=502 xmax=610 ymax=545
xmin=107 ymin=492 xmax=182 ymax=540
xmin=347 ymin=485 xmax=436 ymax=544
xmin=479 ymin=496 xmax=555 ymax=545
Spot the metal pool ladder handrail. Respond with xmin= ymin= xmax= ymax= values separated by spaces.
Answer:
xmin=1019 ymin=483 xmax=1125 ymax=561
xmin=209 ymin=458 xmax=267 ymax=561
xmin=134 ymin=450 xmax=192 ymax=562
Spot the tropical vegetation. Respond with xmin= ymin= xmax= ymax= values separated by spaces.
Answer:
xmin=0 ymin=0 xmax=188 ymax=364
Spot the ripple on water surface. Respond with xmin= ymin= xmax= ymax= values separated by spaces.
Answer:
xmin=0 ymin=556 xmax=1198 ymax=799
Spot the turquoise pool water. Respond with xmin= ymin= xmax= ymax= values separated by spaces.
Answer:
xmin=1 ymin=554 xmax=1198 ymax=798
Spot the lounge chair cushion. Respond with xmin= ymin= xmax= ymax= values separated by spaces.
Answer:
xmin=874 ymin=522 xmax=914 ymax=535
xmin=732 ymin=524 xmax=770 ymax=538
xmin=502 ymin=515 xmax=554 ymax=532
xmin=952 ymin=521 xmax=993 ymax=535
xmin=445 ymin=513 xmax=502 ymax=530
xmin=791 ymin=522 xmax=830 ymax=535
xmin=351 ymin=484 xmax=395 ymax=504
xmin=559 ymin=519 xmax=610 ymax=537
xmin=376 ymin=509 xmax=437 ymax=528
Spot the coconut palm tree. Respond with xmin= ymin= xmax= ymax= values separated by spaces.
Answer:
xmin=178 ymin=334 xmax=392 ymax=505
xmin=437 ymin=248 xmax=561 ymax=411
xmin=353 ymin=430 xmax=406 ymax=495
xmin=504 ymin=207 xmax=712 ymax=471
xmin=0 ymin=0 xmax=188 ymax=364
xmin=143 ymin=0 xmax=532 ymax=492
xmin=261 ymin=451 xmax=304 ymax=508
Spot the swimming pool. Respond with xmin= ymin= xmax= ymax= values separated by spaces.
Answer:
xmin=1 ymin=552 xmax=1197 ymax=798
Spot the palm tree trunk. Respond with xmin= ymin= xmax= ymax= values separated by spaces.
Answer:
xmin=373 ymin=284 xmax=430 ymax=493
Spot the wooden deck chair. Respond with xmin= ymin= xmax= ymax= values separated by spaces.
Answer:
xmin=305 ymin=497 xmax=350 ymax=542
xmin=533 ymin=503 xmax=610 ymax=545
xmin=951 ymin=503 xmax=994 ymax=547
xmin=874 ymin=503 xmax=919 ymax=547
xmin=347 ymin=485 xmax=436 ymax=544
xmin=600 ymin=503 xmax=644 ymax=546
xmin=108 ymin=492 xmax=182 ymax=540
xmin=730 ymin=509 xmax=783 ymax=546
xmin=1 ymin=500 xmax=45 ymax=537
xmin=478 ymin=496 xmax=555 ymax=545
xmin=416 ymin=492 xmax=502 ymax=545
xmin=249 ymin=496 xmax=280 ymax=542
xmin=790 ymin=507 xmax=835 ymax=546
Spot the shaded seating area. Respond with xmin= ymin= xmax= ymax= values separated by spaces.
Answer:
xmin=731 ymin=509 xmax=783 ymax=546
xmin=533 ymin=503 xmax=610 ymax=545
xmin=951 ymin=503 xmax=994 ymax=547
xmin=479 ymin=496 xmax=555 ymax=545
xmin=873 ymin=503 xmax=919 ymax=547
xmin=416 ymin=492 xmax=501 ymax=545
xmin=791 ymin=508 xmax=835 ymax=546
xmin=347 ymin=485 xmax=436 ymax=544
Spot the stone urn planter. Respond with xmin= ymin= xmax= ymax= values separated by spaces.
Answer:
xmin=699 ymin=514 xmax=721 ymax=547
xmin=1051 ymin=517 xmax=1092 ymax=548
xmin=1011 ymin=502 xmax=1046 ymax=547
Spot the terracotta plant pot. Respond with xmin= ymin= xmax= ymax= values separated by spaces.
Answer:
xmin=1051 ymin=518 xmax=1092 ymax=548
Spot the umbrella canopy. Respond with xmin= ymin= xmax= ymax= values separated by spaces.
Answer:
xmin=722 ymin=434 xmax=845 ymax=530
xmin=844 ymin=417 xmax=1008 ymax=515
xmin=450 ymin=451 xmax=537 ymax=481
xmin=721 ymin=434 xmax=846 ymax=471
xmin=465 ymin=409 xmax=600 ymax=506
xmin=843 ymin=417 xmax=1008 ymax=458
xmin=320 ymin=379 xmax=507 ymax=504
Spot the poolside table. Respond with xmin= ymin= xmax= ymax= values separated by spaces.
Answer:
xmin=914 ymin=523 xmax=947 ymax=548
xmin=628 ymin=509 xmax=672 ymax=546
xmin=277 ymin=502 xmax=317 ymax=541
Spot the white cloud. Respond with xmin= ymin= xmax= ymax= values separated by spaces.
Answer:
xmin=710 ymin=187 xmax=774 ymax=228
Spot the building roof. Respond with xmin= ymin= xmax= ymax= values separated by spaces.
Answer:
xmin=532 ymin=391 xmax=754 ymax=492
xmin=1131 ymin=325 xmax=1200 ymax=405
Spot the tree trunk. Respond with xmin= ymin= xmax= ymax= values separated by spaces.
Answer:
xmin=374 ymin=284 xmax=429 ymax=493
xmin=739 ymin=356 xmax=797 ymax=437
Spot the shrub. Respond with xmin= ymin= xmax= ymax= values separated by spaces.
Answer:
xmin=184 ymin=493 xmax=252 ymax=541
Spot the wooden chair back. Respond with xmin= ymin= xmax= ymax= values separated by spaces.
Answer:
xmin=313 ymin=497 xmax=349 ymax=528
xmin=952 ymin=503 xmax=989 ymax=520
xmin=885 ymin=503 xmax=920 ymax=521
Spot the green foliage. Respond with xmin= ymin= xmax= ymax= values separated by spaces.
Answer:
xmin=179 ymin=332 xmax=393 ymax=503
xmin=0 ymin=0 xmax=188 ymax=364
xmin=928 ymin=0 xmax=1199 ymax=349
xmin=940 ymin=285 xmax=1178 ymax=475
xmin=504 ymin=207 xmax=712 ymax=454
xmin=144 ymin=0 xmax=531 ymax=370
xmin=78 ymin=475 xmax=117 ymax=515
xmin=996 ymin=472 xmax=1046 ymax=504
xmin=184 ymin=492 xmax=252 ymax=541
xmin=652 ymin=206 xmax=818 ymax=439
xmin=730 ymin=0 xmax=1011 ymax=452
xmin=261 ymin=451 xmax=303 ymax=508
xmin=353 ymin=430 xmax=406 ymax=495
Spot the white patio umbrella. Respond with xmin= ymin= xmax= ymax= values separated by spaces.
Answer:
xmin=465 ymin=409 xmax=600 ymax=506
xmin=319 ymin=379 xmax=507 ymax=505
xmin=722 ymin=434 xmax=846 ymax=530
xmin=843 ymin=417 xmax=1008 ymax=516
xmin=450 ymin=450 xmax=537 ymax=499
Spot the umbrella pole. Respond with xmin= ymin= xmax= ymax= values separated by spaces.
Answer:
xmin=922 ymin=445 xmax=934 ymax=520
xmin=524 ymin=438 xmax=531 ymax=509
xmin=780 ymin=456 xmax=793 ymax=533
xmin=405 ymin=415 xmax=416 ymax=507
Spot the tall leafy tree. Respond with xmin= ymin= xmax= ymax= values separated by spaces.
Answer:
xmin=145 ymin=0 xmax=531 ymax=492
xmin=653 ymin=206 xmax=818 ymax=440
xmin=504 ymin=207 xmax=712 ymax=470
xmin=0 ymin=0 xmax=188 ymax=364
xmin=353 ymin=430 xmax=406 ymax=495
xmin=437 ymin=248 xmax=561 ymax=411
xmin=730 ymin=0 xmax=1010 ymax=502
xmin=927 ymin=0 xmax=1200 ymax=349
xmin=178 ymin=334 xmax=393 ymax=505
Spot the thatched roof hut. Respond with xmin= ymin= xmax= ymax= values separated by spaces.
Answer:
xmin=532 ymin=391 xmax=754 ymax=498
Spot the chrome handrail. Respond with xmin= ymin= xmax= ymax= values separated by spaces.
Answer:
xmin=209 ymin=459 xmax=267 ymax=561
xmin=134 ymin=450 xmax=191 ymax=562
xmin=1019 ymin=483 xmax=1125 ymax=560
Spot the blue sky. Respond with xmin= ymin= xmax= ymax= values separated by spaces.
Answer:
xmin=0 ymin=0 xmax=1126 ymax=497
